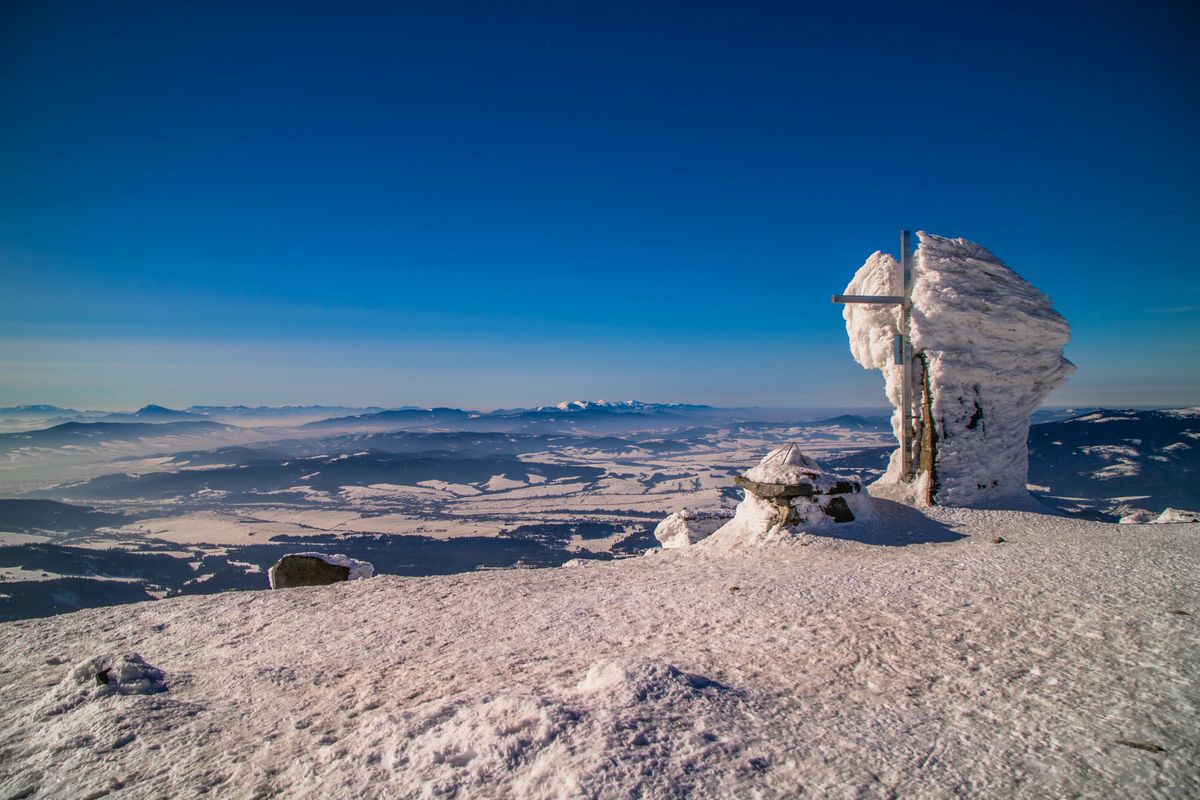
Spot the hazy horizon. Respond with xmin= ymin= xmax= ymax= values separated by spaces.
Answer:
xmin=4 ymin=397 xmax=1195 ymax=418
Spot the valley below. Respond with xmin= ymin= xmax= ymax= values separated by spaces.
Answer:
xmin=0 ymin=403 xmax=1196 ymax=621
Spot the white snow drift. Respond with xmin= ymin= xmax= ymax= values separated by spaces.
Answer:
xmin=39 ymin=652 xmax=167 ymax=717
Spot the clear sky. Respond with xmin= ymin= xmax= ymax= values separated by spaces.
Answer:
xmin=2 ymin=1 xmax=1198 ymax=410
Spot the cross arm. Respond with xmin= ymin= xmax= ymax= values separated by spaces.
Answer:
xmin=831 ymin=294 xmax=908 ymax=306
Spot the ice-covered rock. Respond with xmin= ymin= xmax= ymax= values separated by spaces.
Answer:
xmin=40 ymin=652 xmax=166 ymax=716
xmin=1117 ymin=508 xmax=1156 ymax=524
xmin=268 ymin=552 xmax=374 ymax=589
xmin=1154 ymin=508 xmax=1199 ymax=524
xmin=703 ymin=492 xmax=793 ymax=548
xmin=843 ymin=232 xmax=1074 ymax=506
xmin=653 ymin=509 xmax=728 ymax=549
xmin=1121 ymin=507 xmax=1200 ymax=524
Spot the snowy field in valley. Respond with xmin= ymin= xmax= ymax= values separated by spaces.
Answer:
xmin=0 ymin=403 xmax=1197 ymax=621
xmin=0 ymin=507 xmax=1196 ymax=798
xmin=0 ymin=411 xmax=905 ymax=620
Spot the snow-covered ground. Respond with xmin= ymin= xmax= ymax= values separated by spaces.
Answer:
xmin=1 ymin=507 xmax=1196 ymax=798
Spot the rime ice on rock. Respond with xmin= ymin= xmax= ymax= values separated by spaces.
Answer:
xmin=694 ymin=445 xmax=865 ymax=548
xmin=842 ymin=232 xmax=1074 ymax=506
xmin=653 ymin=509 xmax=727 ymax=549
xmin=40 ymin=653 xmax=167 ymax=716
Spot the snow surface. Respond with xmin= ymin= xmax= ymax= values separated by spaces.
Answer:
xmin=703 ymin=491 xmax=793 ymax=548
xmin=743 ymin=443 xmax=820 ymax=484
xmin=39 ymin=653 xmax=168 ymax=717
xmin=4 ymin=508 xmax=1193 ymax=798
xmin=843 ymin=233 xmax=1074 ymax=506
xmin=267 ymin=552 xmax=374 ymax=588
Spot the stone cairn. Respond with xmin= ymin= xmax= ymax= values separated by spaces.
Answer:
xmin=734 ymin=443 xmax=860 ymax=526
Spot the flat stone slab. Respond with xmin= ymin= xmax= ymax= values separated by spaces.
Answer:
xmin=734 ymin=476 xmax=815 ymax=498
xmin=734 ymin=476 xmax=859 ymax=499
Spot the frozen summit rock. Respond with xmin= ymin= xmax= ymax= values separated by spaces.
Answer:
xmin=843 ymin=232 xmax=1074 ymax=507
xmin=654 ymin=447 xmax=865 ymax=550
xmin=653 ymin=509 xmax=729 ymax=549
xmin=268 ymin=553 xmax=374 ymax=589
xmin=1120 ymin=507 xmax=1200 ymax=524
xmin=40 ymin=653 xmax=167 ymax=717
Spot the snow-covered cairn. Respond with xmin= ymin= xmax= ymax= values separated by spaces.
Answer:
xmin=655 ymin=444 xmax=866 ymax=549
xmin=843 ymin=232 xmax=1074 ymax=506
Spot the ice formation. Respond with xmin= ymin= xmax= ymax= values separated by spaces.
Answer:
xmin=843 ymin=232 xmax=1074 ymax=506
xmin=40 ymin=653 xmax=167 ymax=716
xmin=1119 ymin=507 xmax=1200 ymax=524
xmin=653 ymin=509 xmax=728 ymax=549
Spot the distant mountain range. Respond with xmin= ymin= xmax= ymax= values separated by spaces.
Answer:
xmin=5 ymin=402 xmax=1192 ymax=488
xmin=187 ymin=405 xmax=388 ymax=423
xmin=98 ymin=404 xmax=208 ymax=422
xmin=0 ymin=400 xmax=966 ymax=437
xmin=0 ymin=402 xmax=895 ymax=454
xmin=300 ymin=401 xmax=726 ymax=434
xmin=531 ymin=400 xmax=716 ymax=414
xmin=0 ymin=420 xmax=233 ymax=455
xmin=1028 ymin=407 xmax=1200 ymax=517
xmin=0 ymin=405 xmax=396 ymax=433
xmin=302 ymin=407 xmax=477 ymax=430
xmin=0 ymin=404 xmax=79 ymax=416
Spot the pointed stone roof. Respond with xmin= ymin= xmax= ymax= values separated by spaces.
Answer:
xmin=744 ymin=443 xmax=821 ymax=484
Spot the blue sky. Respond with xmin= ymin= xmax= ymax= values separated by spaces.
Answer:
xmin=2 ymin=1 xmax=1198 ymax=409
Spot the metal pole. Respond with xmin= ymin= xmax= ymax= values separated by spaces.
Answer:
xmin=899 ymin=230 xmax=913 ymax=479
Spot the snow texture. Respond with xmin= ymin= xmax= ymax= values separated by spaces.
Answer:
xmin=1 ymin=509 xmax=1196 ymax=798
xmin=653 ymin=509 xmax=728 ymax=549
xmin=843 ymin=232 xmax=1074 ymax=506
xmin=1120 ymin=507 xmax=1200 ymax=524
xmin=40 ymin=652 xmax=166 ymax=717
xmin=704 ymin=491 xmax=796 ymax=548
xmin=267 ymin=552 xmax=374 ymax=588
xmin=743 ymin=442 xmax=820 ymax=484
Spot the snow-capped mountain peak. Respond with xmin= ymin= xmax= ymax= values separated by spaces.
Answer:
xmin=537 ymin=400 xmax=713 ymax=414
xmin=552 ymin=400 xmax=640 ymax=412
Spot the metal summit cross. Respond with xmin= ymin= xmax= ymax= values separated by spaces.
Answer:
xmin=832 ymin=230 xmax=916 ymax=479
